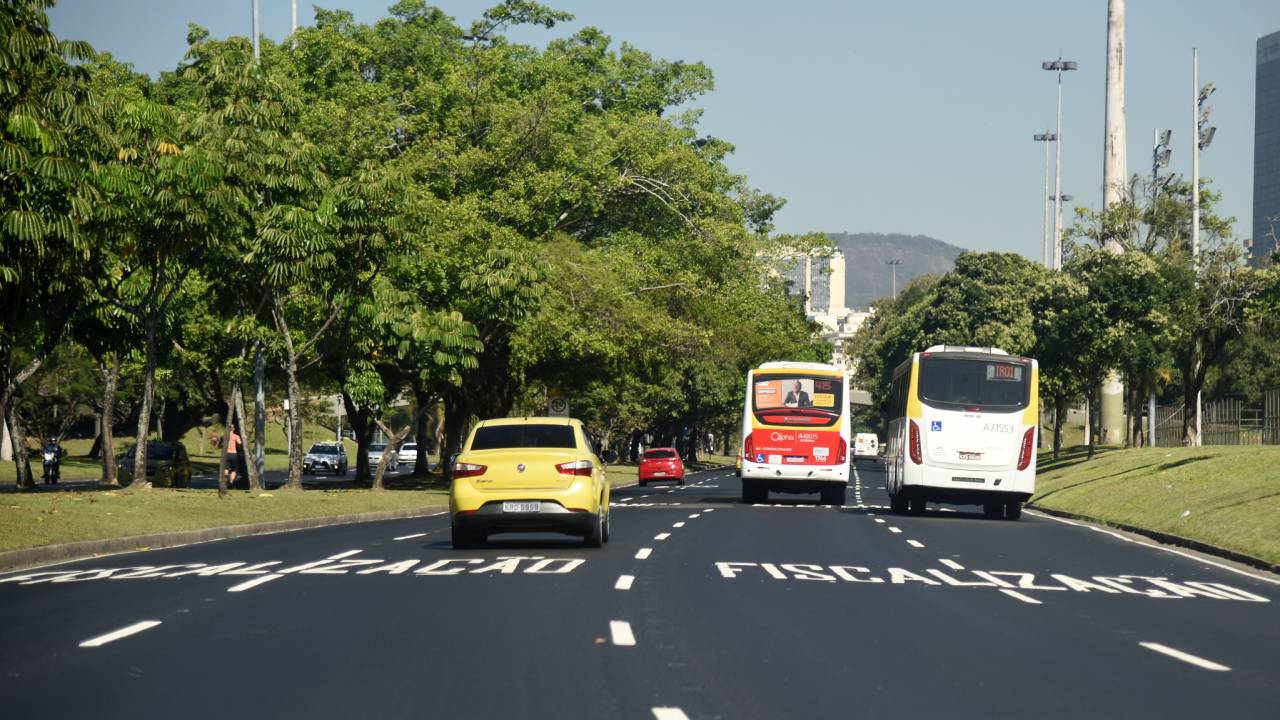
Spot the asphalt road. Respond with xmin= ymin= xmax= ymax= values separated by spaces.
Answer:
xmin=2 ymin=461 xmax=1278 ymax=719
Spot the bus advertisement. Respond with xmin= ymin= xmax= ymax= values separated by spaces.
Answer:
xmin=740 ymin=362 xmax=850 ymax=505
xmin=884 ymin=345 xmax=1038 ymax=520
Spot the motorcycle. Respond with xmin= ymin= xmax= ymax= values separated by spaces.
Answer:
xmin=41 ymin=445 xmax=61 ymax=484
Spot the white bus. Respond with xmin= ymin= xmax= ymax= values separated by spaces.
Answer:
xmin=740 ymin=361 xmax=850 ymax=505
xmin=884 ymin=346 xmax=1038 ymax=520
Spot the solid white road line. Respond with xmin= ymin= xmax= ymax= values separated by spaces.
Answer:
xmin=227 ymin=574 xmax=284 ymax=592
xmin=889 ymin=527 xmax=903 ymax=534
xmin=999 ymin=589 xmax=1043 ymax=605
xmin=394 ymin=533 xmax=427 ymax=541
xmin=1027 ymin=509 xmax=1280 ymax=586
xmin=672 ymin=522 xmax=685 ymax=528
xmin=940 ymin=559 xmax=965 ymax=571
xmin=610 ymin=620 xmax=636 ymax=646
xmin=429 ymin=511 xmax=446 ymax=516
xmin=79 ymin=620 xmax=163 ymax=648
xmin=1139 ymin=642 xmax=1231 ymax=672
xmin=615 ymin=575 xmax=635 ymax=591
xmin=652 ymin=708 xmax=690 ymax=720
xmin=635 ymin=548 xmax=653 ymax=559
xmin=907 ymin=539 xmax=925 ymax=548
xmin=654 ymin=533 xmax=671 ymax=541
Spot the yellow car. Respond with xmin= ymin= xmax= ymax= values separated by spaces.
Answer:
xmin=449 ymin=417 xmax=617 ymax=549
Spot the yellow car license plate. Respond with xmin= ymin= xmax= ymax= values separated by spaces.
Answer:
xmin=502 ymin=501 xmax=541 ymax=513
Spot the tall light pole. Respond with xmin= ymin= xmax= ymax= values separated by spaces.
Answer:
xmin=1191 ymin=48 xmax=1217 ymax=446
xmin=1034 ymin=132 xmax=1057 ymax=268
xmin=1042 ymin=58 xmax=1077 ymax=269
xmin=885 ymin=259 xmax=901 ymax=298
xmin=1099 ymin=0 xmax=1126 ymax=446
xmin=251 ymin=0 xmax=260 ymax=62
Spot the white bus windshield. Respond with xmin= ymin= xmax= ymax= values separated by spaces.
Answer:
xmin=752 ymin=374 xmax=843 ymax=427
xmin=918 ymin=357 xmax=1029 ymax=411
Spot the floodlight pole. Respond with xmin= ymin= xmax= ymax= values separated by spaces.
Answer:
xmin=251 ymin=0 xmax=260 ymax=62
xmin=885 ymin=259 xmax=901 ymax=298
xmin=1034 ymin=133 xmax=1056 ymax=268
xmin=1191 ymin=48 xmax=1202 ymax=446
xmin=1043 ymin=59 xmax=1077 ymax=269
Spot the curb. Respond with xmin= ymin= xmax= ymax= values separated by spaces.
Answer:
xmin=0 ymin=504 xmax=447 ymax=574
xmin=1029 ymin=504 xmax=1280 ymax=575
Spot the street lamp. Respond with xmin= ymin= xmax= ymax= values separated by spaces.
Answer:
xmin=1033 ymin=132 xmax=1057 ymax=268
xmin=885 ymin=259 xmax=902 ymax=298
xmin=1190 ymin=49 xmax=1217 ymax=447
xmin=1043 ymin=58 xmax=1077 ymax=270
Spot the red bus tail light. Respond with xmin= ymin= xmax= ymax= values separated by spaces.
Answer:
xmin=556 ymin=459 xmax=593 ymax=476
xmin=453 ymin=462 xmax=487 ymax=479
xmin=909 ymin=421 xmax=922 ymax=465
xmin=743 ymin=434 xmax=754 ymax=461
xmin=836 ymin=437 xmax=847 ymax=464
xmin=1017 ymin=427 xmax=1036 ymax=471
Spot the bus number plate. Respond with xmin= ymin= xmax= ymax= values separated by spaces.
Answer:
xmin=951 ymin=477 xmax=985 ymax=484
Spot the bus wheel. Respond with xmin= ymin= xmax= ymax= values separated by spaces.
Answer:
xmin=1004 ymin=501 xmax=1023 ymax=520
xmin=890 ymin=493 xmax=908 ymax=514
xmin=983 ymin=502 xmax=1003 ymax=519
xmin=909 ymin=497 xmax=926 ymax=514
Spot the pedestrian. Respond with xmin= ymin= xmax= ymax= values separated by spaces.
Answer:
xmin=225 ymin=426 xmax=242 ymax=488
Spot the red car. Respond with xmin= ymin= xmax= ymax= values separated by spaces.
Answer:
xmin=638 ymin=448 xmax=685 ymax=486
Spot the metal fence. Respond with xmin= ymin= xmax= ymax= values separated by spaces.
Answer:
xmin=1151 ymin=389 xmax=1280 ymax=447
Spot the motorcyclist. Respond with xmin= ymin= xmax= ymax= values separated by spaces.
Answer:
xmin=42 ymin=437 xmax=64 ymax=485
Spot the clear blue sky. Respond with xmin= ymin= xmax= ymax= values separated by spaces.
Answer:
xmin=49 ymin=0 xmax=1280 ymax=257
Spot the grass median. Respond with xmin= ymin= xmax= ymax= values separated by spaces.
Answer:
xmin=0 ymin=453 xmax=731 ymax=555
xmin=1032 ymin=444 xmax=1280 ymax=567
xmin=0 ymin=484 xmax=447 ymax=554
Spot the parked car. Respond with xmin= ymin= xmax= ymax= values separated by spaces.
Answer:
xmin=304 ymin=442 xmax=348 ymax=475
xmin=449 ymin=417 xmax=617 ymax=548
xmin=367 ymin=442 xmax=399 ymax=470
xmin=853 ymin=433 xmax=880 ymax=463
xmin=638 ymin=447 xmax=685 ymax=486
xmin=116 ymin=441 xmax=192 ymax=488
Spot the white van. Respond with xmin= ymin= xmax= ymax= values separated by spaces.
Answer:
xmin=853 ymin=433 xmax=880 ymax=462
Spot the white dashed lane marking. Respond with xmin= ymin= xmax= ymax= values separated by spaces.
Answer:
xmin=394 ymin=533 xmax=427 ymax=541
xmin=610 ymin=620 xmax=636 ymax=646
xmin=615 ymin=575 xmax=635 ymax=591
xmin=1139 ymin=642 xmax=1231 ymax=672
xmin=672 ymin=522 xmax=685 ymax=528
xmin=226 ymin=574 xmax=283 ymax=592
xmin=688 ymin=514 xmax=701 ymax=519
xmin=874 ymin=518 xmax=885 ymax=524
xmin=889 ymin=527 xmax=903 ymax=534
xmin=652 ymin=709 xmax=691 ymax=720
xmin=79 ymin=620 xmax=163 ymax=648
xmin=999 ymin=589 xmax=1042 ymax=605
xmin=635 ymin=548 xmax=653 ymax=560
xmin=906 ymin=540 xmax=924 ymax=548
xmin=654 ymin=533 xmax=671 ymax=541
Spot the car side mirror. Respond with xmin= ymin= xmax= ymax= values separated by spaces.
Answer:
xmin=601 ymin=450 xmax=618 ymax=464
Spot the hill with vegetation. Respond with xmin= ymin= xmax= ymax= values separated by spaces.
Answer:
xmin=828 ymin=232 xmax=965 ymax=309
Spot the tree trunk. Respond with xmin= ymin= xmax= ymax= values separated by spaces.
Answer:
xmin=273 ymin=296 xmax=305 ymax=490
xmin=5 ymin=404 xmax=34 ymax=489
xmin=1052 ymin=394 xmax=1065 ymax=459
xmin=99 ymin=353 xmax=120 ymax=486
xmin=234 ymin=382 xmax=262 ymax=491
xmin=129 ymin=324 xmax=158 ymax=489
xmin=341 ymin=391 xmax=375 ymax=487
xmin=412 ymin=384 xmax=432 ymax=476
xmin=441 ymin=393 xmax=471 ymax=482
xmin=253 ymin=345 xmax=267 ymax=486
xmin=372 ymin=410 xmax=421 ymax=491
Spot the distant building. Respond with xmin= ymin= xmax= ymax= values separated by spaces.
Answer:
xmin=1254 ymin=30 xmax=1280 ymax=260
xmin=778 ymin=250 xmax=874 ymax=404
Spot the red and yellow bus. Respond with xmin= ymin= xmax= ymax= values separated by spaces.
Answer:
xmin=739 ymin=361 xmax=850 ymax=505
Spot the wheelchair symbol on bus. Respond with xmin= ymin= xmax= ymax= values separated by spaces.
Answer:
xmin=930 ymin=421 xmax=942 ymax=431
